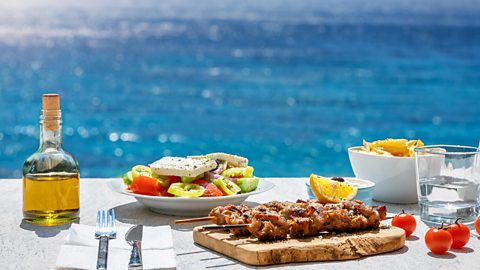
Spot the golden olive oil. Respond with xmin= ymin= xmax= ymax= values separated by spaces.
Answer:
xmin=23 ymin=172 xmax=79 ymax=226
xmin=22 ymin=94 xmax=80 ymax=226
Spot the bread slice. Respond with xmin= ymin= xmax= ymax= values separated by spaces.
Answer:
xmin=189 ymin=153 xmax=248 ymax=167
xmin=149 ymin=157 xmax=217 ymax=177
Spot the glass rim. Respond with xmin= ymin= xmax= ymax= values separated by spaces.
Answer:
xmin=414 ymin=144 xmax=480 ymax=155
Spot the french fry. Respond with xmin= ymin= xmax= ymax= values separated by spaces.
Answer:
xmin=372 ymin=147 xmax=393 ymax=156
xmin=359 ymin=138 xmax=424 ymax=157
xmin=406 ymin=140 xmax=417 ymax=148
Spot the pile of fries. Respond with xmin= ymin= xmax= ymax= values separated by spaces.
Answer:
xmin=359 ymin=138 xmax=424 ymax=157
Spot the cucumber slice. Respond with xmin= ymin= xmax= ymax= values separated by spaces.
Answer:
xmin=237 ymin=177 xmax=259 ymax=193
xmin=122 ymin=171 xmax=133 ymax=186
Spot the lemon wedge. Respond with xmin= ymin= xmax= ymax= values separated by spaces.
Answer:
xmin=309 ymin=174 xmax=358 ymax=203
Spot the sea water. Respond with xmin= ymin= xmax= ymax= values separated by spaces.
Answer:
xmin=1 ymin=1 xmax=480 ymax=178
xmin=419 ymin=175 xmax=479 ymax=224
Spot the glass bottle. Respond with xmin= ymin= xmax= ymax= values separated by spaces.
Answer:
xmin=22 ymin=94 xmax=80 ymax=226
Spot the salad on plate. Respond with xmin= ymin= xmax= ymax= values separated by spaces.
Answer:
xmin=122 ymin=153 xmax=260 ymax=198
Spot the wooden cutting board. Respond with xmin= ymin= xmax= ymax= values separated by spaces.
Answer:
xmin=193 ymin=226 xmax=405 ymax=266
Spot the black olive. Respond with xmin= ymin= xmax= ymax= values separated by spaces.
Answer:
xmin=331 ymin=177 xmax=345 ymax=182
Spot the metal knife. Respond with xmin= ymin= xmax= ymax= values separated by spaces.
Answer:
xmin=125 ymin=225 xmax=143 ymax=269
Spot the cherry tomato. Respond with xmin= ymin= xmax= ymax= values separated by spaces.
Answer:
xmin=425 ymin=227 xmax=453 ymax=254
xmin=192 ymin=179 xmax=223 ymax=197
xmin=391 ymin=210 xmax=417 ymax=237
xmin=447 ymin=219 xmax=470 ymax=249
xmin=475 ymin=216 xmax=480 ymax=235
xmin=130 ymin=175 xmax=162 ymax=196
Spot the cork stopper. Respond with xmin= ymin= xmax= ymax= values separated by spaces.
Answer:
xmin=42 ymin=94 xmax=60 ymax=110
xmin=41 ymin=93 xmax=61 ymax=130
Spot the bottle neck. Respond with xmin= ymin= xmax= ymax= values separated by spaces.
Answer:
xmin=39 ymin=110 xmax=62 ymax=150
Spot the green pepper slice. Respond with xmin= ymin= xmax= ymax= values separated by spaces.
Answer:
xmin=220 ymin=166 xmax=254 ymax=178
xmin=167 ymin=183 xmax=205 ymax=198
xmin=122 ymin=171 xmax=133 ymax=186
xmin=213 ymin=177 xmax=241 ymax=196
xmin=152 ymin=173 xmax=170 ymax=188
xmin=131 ymin=165 xmax=152 ymax=178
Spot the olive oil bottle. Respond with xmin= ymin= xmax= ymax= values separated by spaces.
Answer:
xmin=23 ymin=94 xmax=80 ymax=226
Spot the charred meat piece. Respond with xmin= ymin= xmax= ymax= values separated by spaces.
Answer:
xmin=209 ymin=204 xmax=251 ymax=235
xmin=248 ymin=212 xmax=289 ymax=241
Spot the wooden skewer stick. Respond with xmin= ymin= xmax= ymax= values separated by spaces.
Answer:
xmin=175 ymin=216 xmax=214 ymax=224
xmin=200 ymin=224 xmax=248 ymax=231
xmin=200 ymin=224 xmax=333 ymax=235
xmin=191 ymin=216 xmax=396 ymax=227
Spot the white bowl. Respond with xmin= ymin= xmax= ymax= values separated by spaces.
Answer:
xmin=348 ymin=146 xmax=418 ymax=204
xmin=107 ymin=179 xmax=275 ymax=216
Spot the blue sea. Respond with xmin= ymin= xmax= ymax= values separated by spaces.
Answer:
xmin=0 ymin=0 xmax=479 ymax=178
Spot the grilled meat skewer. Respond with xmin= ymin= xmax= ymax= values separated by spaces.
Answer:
xmin=209 ymin=200 xmax=387 ymax=241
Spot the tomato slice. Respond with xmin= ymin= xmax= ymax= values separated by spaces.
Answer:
xmin=204 ymin=183 xmax=224 ymax=197
xmin=159 ymin=189 xmax=173 ymax=197
xmin=167 ymin=183 xmax=205 ymax=198
xmin=130 ymin=175 xmax=162 ymax=196
xmin=192 ymin=179 xmax=223 ymax=197
xmin=168 ymin=176 xmax=181 ymax=184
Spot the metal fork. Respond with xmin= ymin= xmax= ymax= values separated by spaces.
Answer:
xmin=95 ymin=209 xmax=117 ymax=270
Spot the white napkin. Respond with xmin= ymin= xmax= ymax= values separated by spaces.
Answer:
xmin=56 ymin=224 xmax=176 ymax=270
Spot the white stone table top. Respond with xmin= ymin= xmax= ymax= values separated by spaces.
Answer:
xmin=1 ymin=178 xmax=479 ymax=270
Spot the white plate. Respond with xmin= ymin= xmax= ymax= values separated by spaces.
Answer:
xmin=107 ymin=179 xmax=275 ymax=216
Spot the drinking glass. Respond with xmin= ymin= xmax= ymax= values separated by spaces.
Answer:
xmin=415 ymin=145 xmax=480 ymax=225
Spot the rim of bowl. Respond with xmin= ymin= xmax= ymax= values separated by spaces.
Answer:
xmin=414 ymin=145 xmax=480 ymax=155
xmin=305 ymin=177 xmax=375 ymax=189
xmin=347 ymin=146 xmax=415 ymax=159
